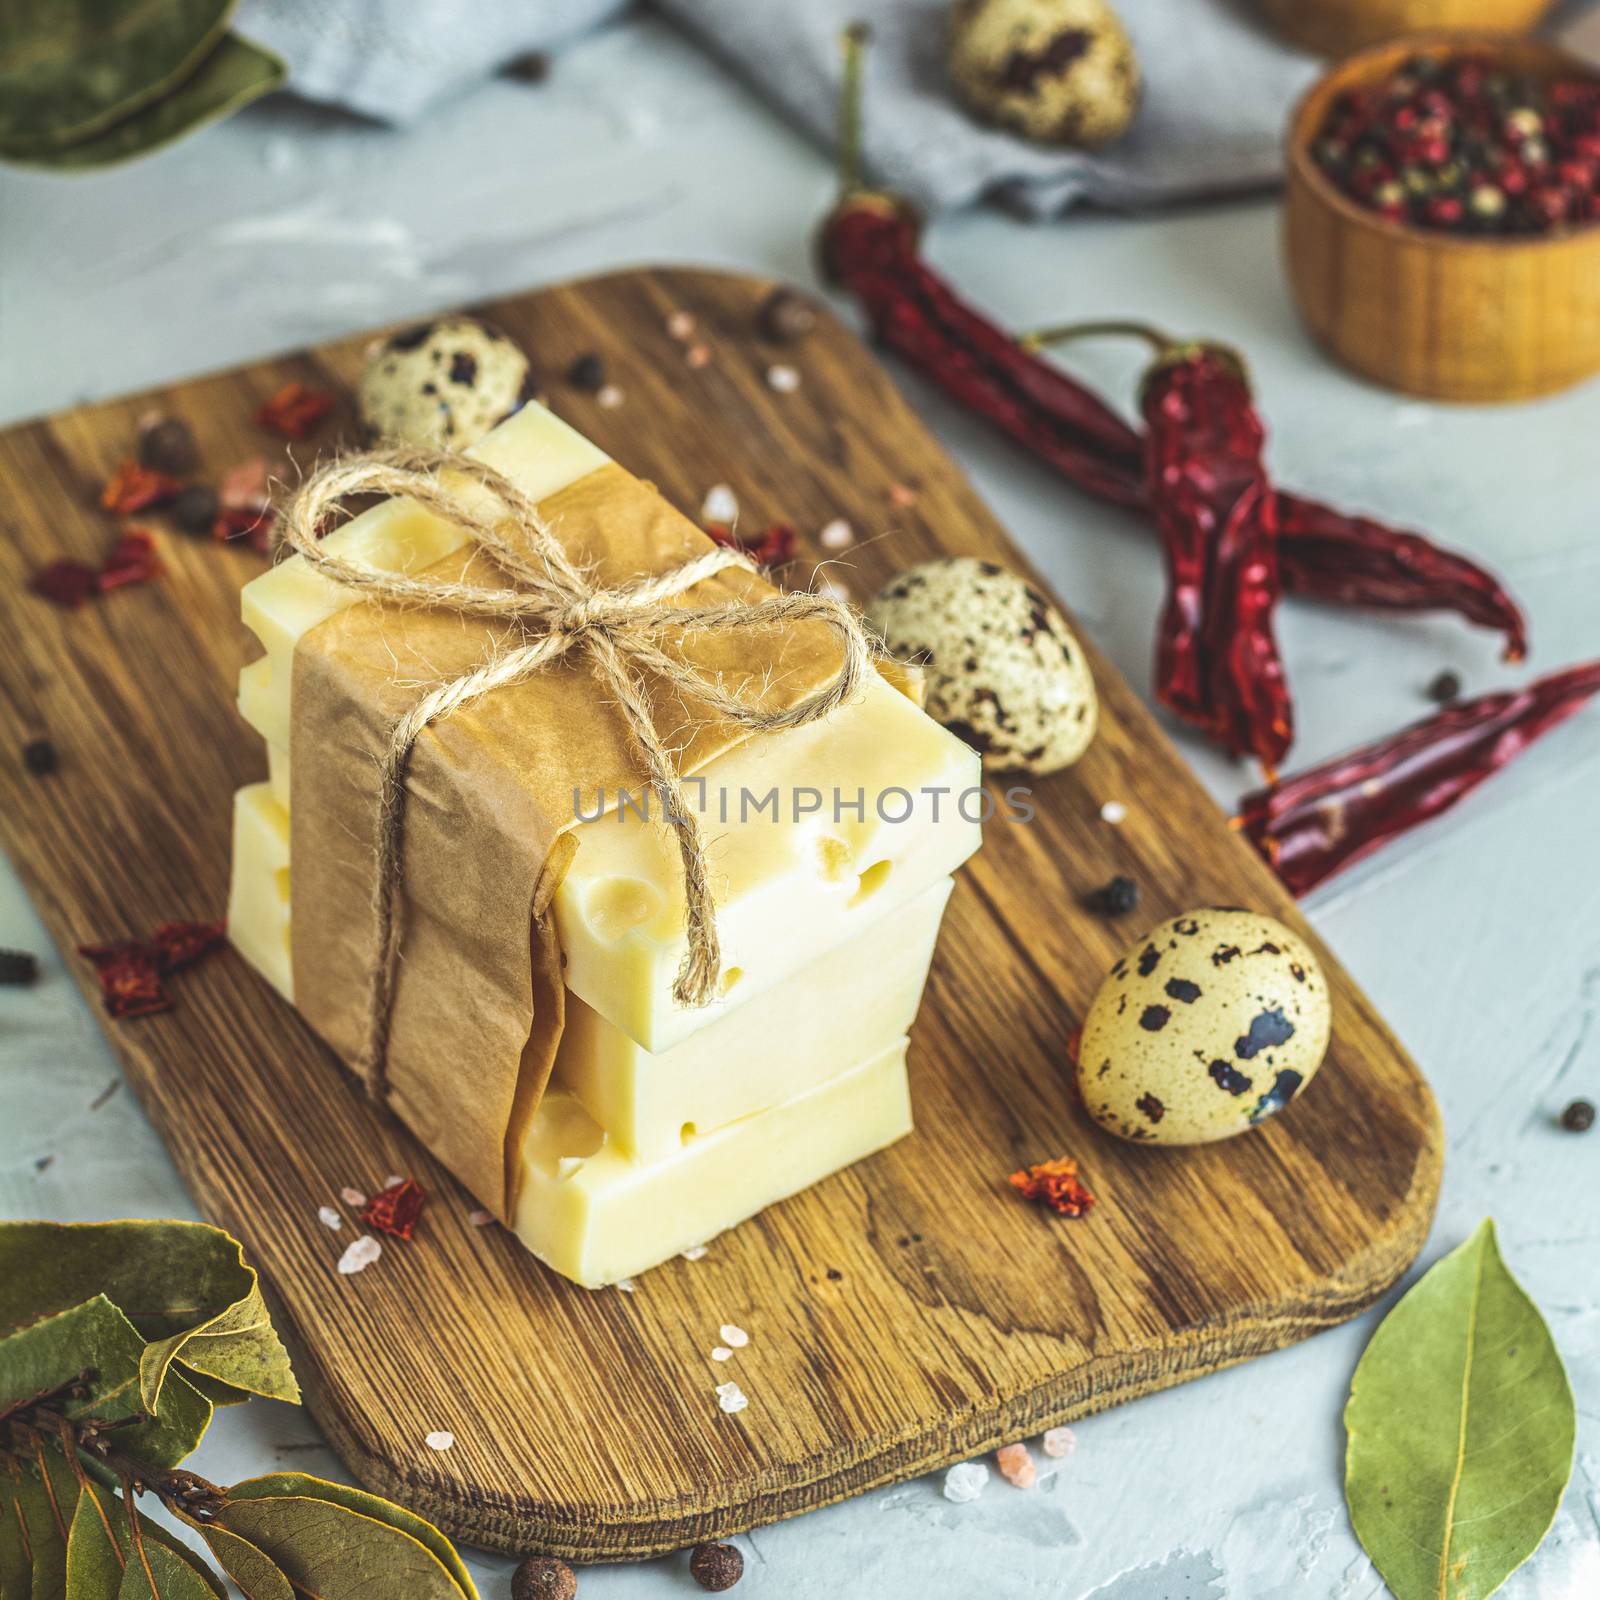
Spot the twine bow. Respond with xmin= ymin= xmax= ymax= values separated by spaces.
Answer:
xmin=281 ymin=448 xmax=878 ymax=1097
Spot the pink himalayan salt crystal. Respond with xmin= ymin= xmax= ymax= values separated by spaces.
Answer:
xmin=995 ymin=1443 xmax=1036 ymax=1489
xmin=340 ymin=1186 xmax=366 ymax=1208
xmin=1042 ymin=1425 xmax=1077 ymax=1459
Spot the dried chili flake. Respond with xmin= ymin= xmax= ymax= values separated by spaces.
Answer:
xmin=1009 ymin=1156 xmax=1095 ymax=1217
xmin=706 ymin=520 xmax=796 ymax=567
xmin=255 ymin=382 xmax=336 ymax=440
xmin=76 ymin=918 xmax=226 ymax=1021
xmin=77 ymin=942 xmax=170 ymax=1020
xmin=100 ymin=459 xmax=180 ymax=516
xmin=97 ymin=528 xmax=161 ymax=592
xmin=150 ymin=920 xmax=227 ymax=974
xmin=30 ymin=559 xmax=100 ymax=608
xmin=360 ymin=1177 xmax=426 ymax=1241
xmin=214 ymin=503 xmax=276 ymax=552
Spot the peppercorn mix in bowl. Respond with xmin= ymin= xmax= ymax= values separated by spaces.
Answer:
xmin=1283 ymin=33 xmax=1600 ymax=401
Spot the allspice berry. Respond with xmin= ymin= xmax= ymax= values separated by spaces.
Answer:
xmin=511 ymin=1554 xmax=576 ymax=1600
xmin=689 ymin=1542 xmax=744 ymax=1591
xmin=758 ymin=287 xmax=816 ymax=344
xmin=172 ymin=483 xmax=221 ymax=537
xmin=1560 ymin=1098 xmax=1595 ymax=1133
xmin=138 ymin=415 xmax=198 ymax=475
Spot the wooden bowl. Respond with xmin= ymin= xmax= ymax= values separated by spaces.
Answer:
xmin=1284 ymin=34 xmax=1600 ymax=402
xmin=1260 ymin=0 xmax=1552 ymax=58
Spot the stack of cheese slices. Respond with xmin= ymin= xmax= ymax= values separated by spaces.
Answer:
xmin=227 ymin=402 xmax=982 ymax=1287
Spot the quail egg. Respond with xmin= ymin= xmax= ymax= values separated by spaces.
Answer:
xmin=1077 ymin=908 xmax=1331 ymax=1145
xmin=947 ymin=0 xmax=1141 ymax=148
xmin=357 ymin=317 xmax=532 ymax=449
xmin=867 ymin=556 xmax=1097 ymax=774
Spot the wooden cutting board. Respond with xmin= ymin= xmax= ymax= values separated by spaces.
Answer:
xmin=0 ymin=267 xmax=1441 ymax=1562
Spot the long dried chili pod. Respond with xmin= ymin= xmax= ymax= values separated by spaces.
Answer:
xmin=1271 ymin=494 xmax=1528 ymax=660
xmin=1027 ymin=321 xmax=1295 ymax=768
xmin=817 ymin=26 xmax=1146 ymax=508
xmin=1237 ymin=658 xmax=1600 ymax=896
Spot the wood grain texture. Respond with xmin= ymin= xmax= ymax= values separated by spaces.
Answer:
xmin=1284 ymin=35 xmax=1600 ymax=402
xmin=1259 ymin=0 xmax=1552 ymax=57
xmin=0 ymin=267 xmax=1442 ymax=1561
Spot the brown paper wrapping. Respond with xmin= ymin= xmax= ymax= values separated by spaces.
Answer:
xmin=289 ymin=464 xmax=862 ymax=1220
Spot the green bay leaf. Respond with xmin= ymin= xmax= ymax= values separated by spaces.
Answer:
xmin=13 ymin=1469 xmax=65 ymax=1600
xmin=1 ymin=33 xmax=284 ymax=171
xmin=1344 ymin=1218 xmax=1576 ymax=1600
xmin=0 ymin=0 xmax=235 ymax=152
xmin=0 ymin=1222 xmax=297 ymax=1414
xmin=215 ymin=1497 xmax=470 ymax=1600
xmin=0 ymin=1297 xmax=212 ymax=1469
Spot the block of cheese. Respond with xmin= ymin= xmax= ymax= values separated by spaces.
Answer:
xmin=236 ymin=402 xmax=982 ymax=1053
xmin=229 ymin=778 xmax=947 ymax=1162
xmin=554 ymin=878 xmax=950 ymax=1160
xmin=515 ymin=1038 xmax=912 ymax=1287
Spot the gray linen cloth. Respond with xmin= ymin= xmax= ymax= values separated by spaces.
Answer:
xmin=238 ymin=0 xmax=1598 ymax=216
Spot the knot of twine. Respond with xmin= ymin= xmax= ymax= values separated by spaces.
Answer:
xmin=281 ymin=448 xmax=878 ymax=1097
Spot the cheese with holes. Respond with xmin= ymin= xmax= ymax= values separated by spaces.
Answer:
xmin=515 ymin=1038 xmax=912 ymax=1287
xmin=228 ymin=780 xmax=948 ymax=1163
xmin=233 ymin=402 xmax=981 ymax=1052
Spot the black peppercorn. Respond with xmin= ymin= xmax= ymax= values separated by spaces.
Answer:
xmin=1088 ymin=875 xmax=1138 ymax=916
xmin=567 ymin=353 xmax=606 ymax=393
xmin=689 ymin=1543 xmax=743 ymax=1592
xmin=1559 ymin=1098 xmax=1595 ymax=1133
xmin=504 ymin=50 xmax=550 ymax=85
xmin=758 ymin=288 xmax=817 ymax=344
xmin=22 ymin=738 xmax=58 ymax=776
xmin=0 ymin=950 xmax=40 ymax=986
xmin=172 ymin=484 xmax=221 ymax=536
xmin=511 ymin=1554 xmax=576 ymax=1600
xmin=138 ymin=415 xmax=198 ymax=475
xmin=1426 ymin=669 xmax=1463 ymax=704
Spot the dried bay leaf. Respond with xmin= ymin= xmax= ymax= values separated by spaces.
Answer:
xmin=179 ymin=1517 xmax=293 ymax=1600
xmin=0 ymin=1222 xmax=298 ymax=1414
xmin=225 ymin=1474 xmax=478 ymax=1598
xmin=65 ymin=1479 xmax=128 ymax=1596
xmin=1344 ymin=1218 xmax=1575 ymax=1600
xmin=1 ymin=1463 xmax=34 ymax=1598
xmin=114 ymin=1536 xmax=217 ymax=1600
xmin=0 ymin=0 xmax=234 ymax=152
xmin=215 ymin=1497 xmax=471 ymax=1600
xmin=14 ymin=1466 xmax=66 ymax=1600
xmin=0 ymin=1297 xmax=211 ymax=1469
xmin=0 ymin=34 xmax=284 ymax=171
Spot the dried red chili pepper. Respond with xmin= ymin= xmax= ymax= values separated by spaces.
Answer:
xmin=100 ymin=459 xmax=181 ymax=516
xmin=819 ymin=28 xmax=1528 ymax=661
xmin=255 ymin=382 xmax=336 ymax=440
xmin=360 ymin=1177 xmax=426 ymax=1241
xmin=1026 ymin=323 xmax=1294 ymax=768
xmin=1236 ymin=658 xmax=1600 ymax=896
xmin=1009 ymin=1157 xmax=1096 ymax=1218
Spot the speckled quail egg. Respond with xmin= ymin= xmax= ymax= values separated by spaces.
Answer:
xmin=947 ymin=0 xmax=1141 ymax=148
xmin=1077 ymin=908 xmax=1331 ymax=1145
xmin=357 ymin=317 xmax=532 ymax=449
xmin=867 ymin=557 xmax=1097 ymax=774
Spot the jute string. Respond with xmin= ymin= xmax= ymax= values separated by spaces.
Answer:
xmin=280 ymin=448 xmax=878 ymax=1098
